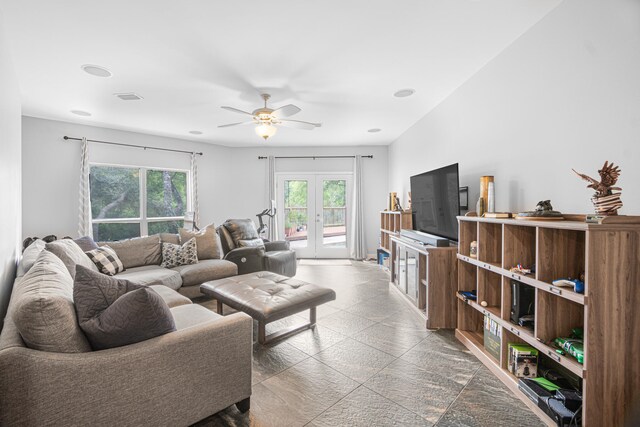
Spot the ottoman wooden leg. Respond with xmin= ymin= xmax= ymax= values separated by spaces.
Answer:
xmin=310 ymin=306 xmax=317 ymax=327
xmin=258 ymin=321 xmax=267 ymax=344
xmin=217 ymin=300 xmax=224 ymax=315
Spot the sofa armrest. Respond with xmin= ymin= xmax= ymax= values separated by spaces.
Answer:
xmin=223 ymin=246 xmax=265 ymax=275
xmin=0 ymin=312 xmax=253 ymax=426
xmin=264 ymin=240 xmax=290 ymax=252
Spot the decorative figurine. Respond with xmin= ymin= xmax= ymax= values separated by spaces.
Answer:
xmin=470 ymin=241 xmax=478 ymax=259
xmin=516 ymin=200 xmax=563 ymax=220
xmin=573 ymin=161 xmax=623 ymax=216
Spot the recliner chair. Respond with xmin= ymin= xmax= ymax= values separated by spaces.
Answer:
xmin=217 ymin=219 xmax=297 ymax=277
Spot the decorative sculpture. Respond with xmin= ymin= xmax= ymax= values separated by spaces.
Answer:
xmin=517 ymin=200 xmax=563 ymax=219
xmin=573 ymin=161 xmax=623 ymax=216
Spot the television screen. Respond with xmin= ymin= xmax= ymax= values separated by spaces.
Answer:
xmin=410 ymin=163 xmax=460 ymax=241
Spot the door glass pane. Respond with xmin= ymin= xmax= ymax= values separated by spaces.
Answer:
xmin=146 ymin=170 xmax=188 ymax=218
xmin=90 ymin=166 xmax=140 ymax=219
xmin=322 ymin=180 xmax=346 ymax=248
xmin=284 ymin=180 xmax=308 ymax=249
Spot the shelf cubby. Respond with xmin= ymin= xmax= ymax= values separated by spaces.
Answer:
xmin=477 ymin=269 xmax=502 ymax=314
xmin=503 ymin=224 xmax=536 ymax=271
xmin=536 ymin=228 xmax=586 ymax=284
xmin=458 ymin=260 xmax=477 ymax=292
xmin=458 ymin=220 xmax=477 ymax=257
xmin=477 ymin=222 xmax=502 ymax=266
xmin=535 ymin=290 xmax=584 ymax=345
xmin=457 ymin=299 xmax=484 ymax=335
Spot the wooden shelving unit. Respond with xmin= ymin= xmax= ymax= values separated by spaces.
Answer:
xmin=456 ymin=215 xmax=640 ymax=426
xmin=379 ymin=210 xmax=412 ymax=255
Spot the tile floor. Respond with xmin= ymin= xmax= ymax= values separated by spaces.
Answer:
xmin=194 ymin=261 xmax=543 ymax=427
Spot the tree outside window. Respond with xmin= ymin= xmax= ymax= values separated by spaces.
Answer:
xmin=90 ymin=165 xmax=189 ymax=241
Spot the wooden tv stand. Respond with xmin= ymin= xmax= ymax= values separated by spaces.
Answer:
xmin=389 ymin=235 xmax=457 ymax=329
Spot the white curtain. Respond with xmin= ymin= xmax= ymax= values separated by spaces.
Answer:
xmin=78 ymin=137 xmax=93 ymax=238
xmin=268 ymin=155 xmax=279 ymax=241
xmin=350 ymin=155 xmax=366 ymax=260
xmin=190 ymin=153 xmax=200 ymax=227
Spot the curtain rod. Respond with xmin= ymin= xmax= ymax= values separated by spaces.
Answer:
xmin=258 ymin=155 xmax=373 ymax=160
xmin=63 ymin=136 xmax=204 ymax=156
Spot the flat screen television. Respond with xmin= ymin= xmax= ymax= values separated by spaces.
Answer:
xmin=410 ymin=163 xmax=460 ymax=242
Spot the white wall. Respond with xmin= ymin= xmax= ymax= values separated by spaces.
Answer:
xmin=389 ymin=0 xmax=640 ymax=216
xmin=22 ymin=116 xmax=233 ymax=238
xmin=0 ymin=9 xmax=22 ymax=330
xmin=22 ymin=117 xmax=387 ymax=256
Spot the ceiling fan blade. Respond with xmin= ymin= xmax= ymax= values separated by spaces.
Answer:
xmin=278 ymin=119 xmax=322 ymax=130
xmin=218 ymin=121 xmax=254 ymax=128
xmin=271 ymin=104 xmax=301 ymax=118
xmin=221 ymin=106 xmax=255 ymax=116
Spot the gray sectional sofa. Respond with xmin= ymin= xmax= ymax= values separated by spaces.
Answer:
xmin=100 ymin=233 xmax=239 ymax=298
xmin=0 ymin=235 xmax=253 ymax=426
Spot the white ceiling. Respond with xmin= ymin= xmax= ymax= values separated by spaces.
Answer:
xmin=1 ymin=0 xmax=560 ymax=147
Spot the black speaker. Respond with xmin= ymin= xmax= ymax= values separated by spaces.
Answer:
xmin=511 ymin=280 xmax=535 ymax=325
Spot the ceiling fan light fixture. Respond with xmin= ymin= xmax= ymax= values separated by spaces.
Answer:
xmin=255 ymin=123 xmax=277 ymax=140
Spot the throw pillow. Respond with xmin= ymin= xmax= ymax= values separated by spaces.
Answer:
xmin=222 ymin=219 xmax=260 ymax=247
xmin=161 ymin=237 xmax=198 ymax=268
xmin=12 ymin=250 xmax=92 ymax=353
xmin=85 ymin=246 xmax=125 ymax=276
xmin=178 ymin=223 xmax=222 ymax=260
xmin=74 ymin=236 xmax=99 ymax=252
xmin=16 ymin=238 xmax=46 ymax=277
xmin=98 ymin=235 xmax=162 ymax=268
xmin=237 ymin=238 xmax=266 ymax=249
xmin=73 ymin=265 xmax=176 ymax=350
xmin=45 ymin=239 xmax=99 ymax=279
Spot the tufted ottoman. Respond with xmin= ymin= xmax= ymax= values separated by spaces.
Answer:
xmin=200 ymin=271 xmax=336 ymax=344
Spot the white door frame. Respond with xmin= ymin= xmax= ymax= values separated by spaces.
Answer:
xmin=276 ymin=172 xmax=352 ymax=259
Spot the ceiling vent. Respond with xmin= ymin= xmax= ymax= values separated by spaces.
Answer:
xmin=114 ymin=92 xmax=143 ymax=101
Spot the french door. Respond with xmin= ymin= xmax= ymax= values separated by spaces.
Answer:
xmin=277 ymin=173 xmax=352 ymax=259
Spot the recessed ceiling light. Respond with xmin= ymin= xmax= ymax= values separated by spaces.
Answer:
xmin=368 ymin=128 xmax=381 ymax=133
xmin=394 ymin=88 xmax=415 ymax=98
xmin=81 ymin=64 xmax=112 ymax=78
xmin=70 ymin=110 xmax=92 ymax=117
xmin=189 ymin=131 xmax=203 ymax=135
xmin=114 ymin=92 xmax=144 ymax=101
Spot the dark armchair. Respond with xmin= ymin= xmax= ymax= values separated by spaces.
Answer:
xmin=217 ymin=219 xmax=297 ymax=277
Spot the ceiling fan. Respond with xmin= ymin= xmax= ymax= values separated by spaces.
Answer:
xmin=219 ymin=94 xmax=321 ymax=140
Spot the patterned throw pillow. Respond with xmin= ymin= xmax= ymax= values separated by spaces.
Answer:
xmin=161 ymin=237 xmax=198 ymax=268
xmin=85 ymin=246 xmax=125 ymax=276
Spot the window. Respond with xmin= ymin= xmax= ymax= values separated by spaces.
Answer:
xmin=90 ymin=165 xmax=189 ymax=241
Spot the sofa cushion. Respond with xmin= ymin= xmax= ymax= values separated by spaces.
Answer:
xmin=159 ymin=232 xmax=180 ymax=245
xmin=223 ymin=219 xmax=259 ymax=246
xmin=114 ymin=265 xmax=182 ymax=290
xmin=149 ymin=285 xmax=192 ymax=308
xmin=161 ymin=237 xmax=198 ymax=268
xmin=11 ymin=250 xmax=91 ymax=353
xmin=85 ymin=246 xmax=125 ymax=276
xmin=45 ymin=239 xmax=99 ymax=279
xmin=179 ymin=224 xmax=222 ymax=260
xmin=99 ymin=235 xmax=162 ymax=268
xmin=171 ymin=259 xmax=238 ymax=287
xmin=237 ymin=238 xmax=265 ymax=249
xmin=74 ymin=236 xmax=99 ymax=252
xmin=170 ymin=304 xmax=222 ymax=330
xmin=74 ymin=266 xmax=176 ymax=350
xmin=16 ymin=239 xmax=46 ymax=277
